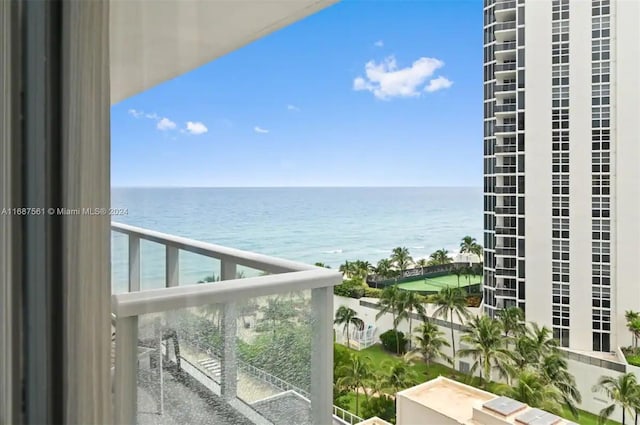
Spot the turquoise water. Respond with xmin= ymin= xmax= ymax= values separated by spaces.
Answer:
xmin=111 ymin=187 xmax=482 ymax=292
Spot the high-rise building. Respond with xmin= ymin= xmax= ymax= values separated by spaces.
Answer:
xmin=482 ymin=0 xmax=640 ymax=352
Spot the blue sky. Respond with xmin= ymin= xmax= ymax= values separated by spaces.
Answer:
xmin=111 ymin=0 xmax=482 ymax=187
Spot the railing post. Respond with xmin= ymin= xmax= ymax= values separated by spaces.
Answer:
xmin=311 ymin=286 xmax=333 ymax=425
xmin=165 ymin=246 xmax=179 ymax=288
xmin=220 ymin=260 xmax=238 ymax=401
xmin=154 ymin=318 xmax=164 ymax=415
xmin=114 ymin=316 xmax=138 ymax=425
xmin=128 ymin=236 xmax=140 ymax=292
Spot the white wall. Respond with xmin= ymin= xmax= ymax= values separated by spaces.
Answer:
xmin=566 ymin=355 xmax=625 ymax=423
xmin=612 ymin=0 xmax=640 ymax=350
xmin=523 ymin=0 xmax=554 ymax=332
xmin=396 ymin=396 xmax=458 ymax=425
xmin=568 ymin=0 xmax=597 ymax=353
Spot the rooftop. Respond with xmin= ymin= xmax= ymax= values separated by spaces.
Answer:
xmin=396 ymin=377 xmax=578 ymax=425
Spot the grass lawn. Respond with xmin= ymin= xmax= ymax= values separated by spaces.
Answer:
xmin=397 ymin=273 xmax=481 ymax=292
xmin=338 ymin=344 xmax=620 ymax=425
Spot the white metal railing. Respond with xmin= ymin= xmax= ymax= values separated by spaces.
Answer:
xmin=333 ymin=405 xmax=364 ymax=425
xmin=110 ymin=222 xmax=341 ymax=425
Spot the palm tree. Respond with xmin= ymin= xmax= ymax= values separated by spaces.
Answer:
xmin=396 ymin=291 xmax=426 ymax=349
xmin=498 ymin=306 xmax=525 ymax=339
xmin=405 ymin=321 xmax=451 ymax=367
xmin=339 ymin=261 xmax=357 ymax=279
xmin=429 ymin=249 xmax=452 ymax=266
xmin=391 ymin=247 xmax=414 ymax=279
xmin=540 ymin=352 xmax=582 ymax=418
xmin=337 ymin=355 xmax=372 ymax=416
xmin=432 ymin=287 xmax=471 ymax=366
xmin=334 ymin=306 xmax=364 ymax=349
xmin=376 ymin=285 xmax=403 ymax=354
xmin=415 ymin=258 xmax=428 ymax=275
xmin=451 ymin=267 xmax=463 ymax=288
xmin=592 ymin=373 xmax=640 ymax=425
xmin=626 ymin=311 xmax=640 ymax=348
xmin=471 ymin=243 xmax=484 ymax=263
xmin=374 ymin=258 xmax=394 ymax=288
xmin=258 ymin=297 xmax=297 ymax=335
xmin=382 ymin=360 xmax=418 ymax=395
xmin=314 ymin=262 xmax=330 ymax=268
xmin=458 ymin=316 xmax=512 ymax=386
xmin=513 ymin=322 xmax=558 ymax=367
xmin=508 ymin=369 xmax=564 ymax=415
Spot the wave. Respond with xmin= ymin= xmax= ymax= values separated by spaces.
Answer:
xmin=322 ymin=249 xmax=343 ymax=254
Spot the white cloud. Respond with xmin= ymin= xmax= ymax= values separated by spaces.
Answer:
xmin=145 ymin=113 xmax=159 ymax=120
xmin=425 ymin=76 xmax=454 ymax=92
xmin=185 ymin=121 xmax=208 ymax=135
xmin=254 ymin=126 xmax=269 ymax=134
xmin=128 ymin=109 xmax=144 ymax=118
xmin=157 ymin=117 xmax=177 ymax=131
xmin=287 ymin=104 xmax=300 ymax=111
xmin=353 ymin=55 xmax=452 ymax=100
xmin=374 ymin=40 xmax=384 ymax=48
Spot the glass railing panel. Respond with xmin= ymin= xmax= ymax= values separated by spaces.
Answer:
xmin=180 ymin=251 xmax=222 ymax=286
xmin=112 ymin=231 xmax=129 ymax=294
xmin=140 ymin=239 xmax=167 ymax=291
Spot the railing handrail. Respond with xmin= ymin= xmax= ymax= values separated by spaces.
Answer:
xmin=111 ymin=221 xmax=316 ymax=274
xmin=112 ymin=268 xmax=340 ymax=318
xmin=333 ymin=405 xmax=364 ymax=425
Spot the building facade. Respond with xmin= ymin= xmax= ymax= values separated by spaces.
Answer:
xmin=483 ymin=0 xmax=640 ymax=352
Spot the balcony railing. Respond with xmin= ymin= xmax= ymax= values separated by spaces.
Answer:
xmin=494 ymin=1 xmax=516 ymax=12
xmin=495 ymin=62 xmax=517 ymax=73
xmin=494 ymin=41 xmax=516 ymax=52
xmin=495 ymin=206 xmax=517 ymax=215
xmin=495 ymin=165 xmax=517 ymax=173
xmin=110 ymin=222 xmax=341 ymax=425
xmin=495 ymin=246 xmax=517 ymax=256
xmin=495 ymin=268 xmax=517 ymax=277
xmin=495 ymin=125 xmax=517 ymax=133
xmin=495 ymin=225 xmax=517 ymax=235
xmin=494 ymin=186 xmax=517 ymax=194
xmin=494 ymin=21 xmax=516 ymax=32
xmin=495 ymin=144 xmax=517 ymax=154
xmin=494 ymin=83 xmax=517 ymax=93
xmin=494 ymin=104 xmax=517 ymax=113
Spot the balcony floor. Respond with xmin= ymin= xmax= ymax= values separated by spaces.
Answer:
xmin=138 ymin=366 xmax=253 ymax=425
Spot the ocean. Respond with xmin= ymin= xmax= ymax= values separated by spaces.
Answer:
xmin=110 ymin=187 xmax=483 ymax=293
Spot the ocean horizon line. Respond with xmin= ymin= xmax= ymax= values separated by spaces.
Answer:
xmin=111 ymin=185 xmax=483 ymax=189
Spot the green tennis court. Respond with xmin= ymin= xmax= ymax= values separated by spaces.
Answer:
xmin=397 ymin=273 xmax=482 ymax=292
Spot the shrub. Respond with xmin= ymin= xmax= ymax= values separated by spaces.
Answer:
xmin=334 ymin=393 xmax=352 ymax=411
xmin=361 ymin=395 xmax=396 ymax=424
xmin=334 ymin=279 xmax=366 ymax=299
xmin=364 ymin=287 xmax=383 ymax=298
xmin=379 ymin=330 xmax=408 ymax=354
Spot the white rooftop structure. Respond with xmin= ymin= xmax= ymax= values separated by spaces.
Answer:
xmin=395 ymin=377 xmax=578 ymax=425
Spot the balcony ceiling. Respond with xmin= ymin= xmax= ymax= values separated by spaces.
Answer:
xmin=110 ymin=0 xmax=338 ymax=104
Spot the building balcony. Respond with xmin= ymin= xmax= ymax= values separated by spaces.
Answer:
xmin=494 ymin=206 xmax=517 ymax=215
xmin=494 ymin=124 xmax=516 ymax=134
xmin=495 ymin=61 xmax=516 ymax=72
xmin=494 ymin=1 xmax=517 ymax=22
xmin=494 ymin=103 xmax=516 ymax=114
xmin=494 ymin=83 xmax=516 ymax=94
xmin=494 ymin=21 xmax=516 ymax=32
xmin=494 ymin=165 xmax=517 ymax=174
xmin=494 ymin=41 xmax=516 ymax=53
xmin=494 ymin=144 xmax=517 ymax=154
xmin=494 ymin=186 xmax=517 ymax=195
xmin=494 ymin=1 xmax=516 ymax=12
xmin=495 ymin=226 xmax=517 ymax=236
xmin=494 ymin=246 xmax=517 ymax=256
xmin=110 ymin=223 xmax=344 ymax=425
